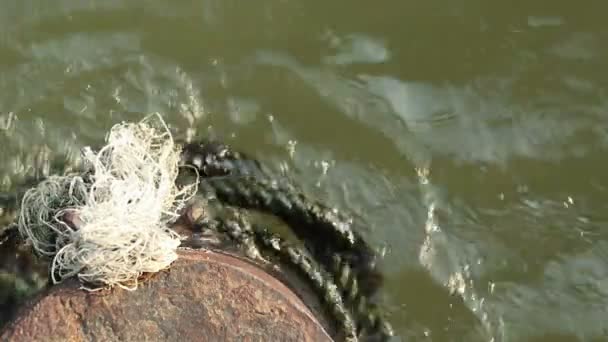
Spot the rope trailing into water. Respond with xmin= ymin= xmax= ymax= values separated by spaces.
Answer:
xmin=181 ymin=140 xmax=383 ymax=298
xmin=187 ymin=211 xmax=392 ymax=342
xmin=181 ymin=140 xmax=393 ymax=341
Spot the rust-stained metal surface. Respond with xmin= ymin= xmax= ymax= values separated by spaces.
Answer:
xmin=0 ymin=249 xmax=334 ymax=342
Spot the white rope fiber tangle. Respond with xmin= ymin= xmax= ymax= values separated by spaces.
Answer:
xmin=17 ymin=114 xmax=197 ymax=291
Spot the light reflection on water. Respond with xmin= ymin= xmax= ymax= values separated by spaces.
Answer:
xmin=1 ymin=1 xmax=608 ymax=341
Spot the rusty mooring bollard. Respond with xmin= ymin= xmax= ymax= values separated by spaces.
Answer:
xmin=1 ymin=249 xmax=334 ymax=342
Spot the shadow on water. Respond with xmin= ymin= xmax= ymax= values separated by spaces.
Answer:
xmin=1 ymin=1 xmax=608 ymax=341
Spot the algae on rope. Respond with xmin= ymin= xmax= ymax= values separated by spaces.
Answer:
xmin=17 ymin=114 xmax=197 ymax=290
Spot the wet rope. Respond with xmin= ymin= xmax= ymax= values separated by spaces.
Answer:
xmin=329 ymin=252 xmax=394 ymax=340
xmin=200 ymin=175 xmax=382 ymax=295
xmin=250 ymin=227 xmax=360 ymax=342
xmin=189 ymin=205 xmax=392 ymax=342
xmin=181 ymin=140 xmax=382 ymax=297
xmin=203 ymin=213 xmax=358 ymax=342
xmin=180 ymin=140 xmax=269 ymax=179
xmin=181 ymin=140 xmax=394 ymax=340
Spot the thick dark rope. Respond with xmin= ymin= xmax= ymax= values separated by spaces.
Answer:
xmin=180 ymin=140 xmax=270 ymax=179
xmin=207 ymin=215 xmax=358 ymax=342
xmin=251 ymin=227 xmax=360 ymax=342
xmin=330 ymin=253 xmax=394 ymax=341
xmin=180 ymin=141 xmax=383 ymax=297
xmin=181 ymin=141 xmax=393 ymax=339
xmin=198 ymin=175 xmax=382 ymax=297
xmin=203 ymin=211 xmax=392 ymax=342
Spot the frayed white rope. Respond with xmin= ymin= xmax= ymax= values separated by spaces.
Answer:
xmin=18 ymin=113 xmax=197 ymax=291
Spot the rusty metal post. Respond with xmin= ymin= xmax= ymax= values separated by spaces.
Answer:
xmin=1 ymin=249 xmax=334 ymax=342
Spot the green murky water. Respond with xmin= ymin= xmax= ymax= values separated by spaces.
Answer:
xmin=1 ymin=1 xmax=607 ymax=341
